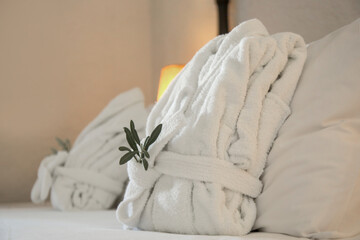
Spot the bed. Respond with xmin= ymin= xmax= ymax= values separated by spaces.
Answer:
xmin=0 ymin=203 xmax=308 ymax=240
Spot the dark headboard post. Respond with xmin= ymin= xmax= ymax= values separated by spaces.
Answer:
xmin=216 ymin=0 xmax=230 ymax=35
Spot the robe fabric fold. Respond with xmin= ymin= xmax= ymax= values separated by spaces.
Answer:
xmin=31 ymin=88 xmax=148 ymax=211
xmin=117 ymin=19 xmax=307 ymax=235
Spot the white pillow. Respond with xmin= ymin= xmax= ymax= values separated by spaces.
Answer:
xmin=254 ymin=18 xmax=360 ymax=239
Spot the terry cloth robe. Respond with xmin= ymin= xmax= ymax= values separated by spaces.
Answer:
xmin=117 ymin=19 xmax=307 ymax=235
xmin=31 ymin=88 xmax=148 ymax=211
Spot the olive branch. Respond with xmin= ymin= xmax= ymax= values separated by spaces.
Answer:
xmin=119 ymin=120 xmax=162 ymax=171
xmin=51 ymin=137 xmax=71 ymax=154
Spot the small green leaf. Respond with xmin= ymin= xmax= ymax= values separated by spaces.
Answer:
xmin=124 ymin=127 xmax=138 ymax=151
xmin=130 ymin=120 xmax=140 ymax=145
xmin=144 ymin=136 xmax=150 ymax=150
xmin=55 ymin=137 xmax=63 ymax=145
xmin=146 ymin=124 xmax=162 ymax=148
xmin=119 ymin=151 xmax=137 ymax=165
xmin=143 ymin=159 xmax=149 ymax=171
xmin=56 ymin=137 xmax=67 ymax=150
xmin=143 ymin=149 xmax=150 ymax=158
xmin=64 ymin=139 xmax=71 ymax=151
xmin=119 ymin=146 xmax=131 ymax=152
xmin=51 ymin=148 xmax=58 ymax=154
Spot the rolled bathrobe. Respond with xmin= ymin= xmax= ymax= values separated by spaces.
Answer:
xmin=117 ymin=19 xmax=307 ymax=235
xmin=31 ymin=88 xmax=148 ymax=211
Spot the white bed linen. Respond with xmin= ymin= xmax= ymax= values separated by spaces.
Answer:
xmin=0 ymin=203 xmax=308 ymax=240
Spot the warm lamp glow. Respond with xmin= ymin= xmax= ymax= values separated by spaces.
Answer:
xmin=157 ymin=64 xmax=184 ymax=101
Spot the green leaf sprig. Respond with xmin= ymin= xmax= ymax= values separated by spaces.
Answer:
xmin=119 ymin=120 xmax=162 ymax=171
xmin=51 ymin=137 xmax=71 ymax=154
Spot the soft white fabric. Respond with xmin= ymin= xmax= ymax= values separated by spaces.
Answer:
xmin=255 ymin=19 xmax=360 ymax=239
xmin=31 ymin=88 xmax=148 ymax=211
xmin=117 ymin=19 xmax=306 ymax=236
xmin=0 ymin=203 xmax=310 ymax=240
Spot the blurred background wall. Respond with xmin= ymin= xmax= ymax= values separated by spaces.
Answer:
xmin=0 ymin=0 xmax=359 ymax=203
xmin=233 ymin=0 xmax=360 ymax=43
xmin=0 ymin=0 xmax=155 ymax=202
xmin=150 ymin=0 xmax=218 ymax=98
xmin=0 ymin=0 xmax=218 ymax=203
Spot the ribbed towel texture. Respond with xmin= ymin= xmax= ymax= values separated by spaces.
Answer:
xmin=117 ymin=19 xmax=307 ymax=235
xmin=31 ymin=88 xmax=148 ymax=210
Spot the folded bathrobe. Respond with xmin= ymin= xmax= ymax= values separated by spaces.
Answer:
xmin=116 ymin=20 xmax=307 ymax=235
xmin=31 ymin=88 xmax=148 ymax=211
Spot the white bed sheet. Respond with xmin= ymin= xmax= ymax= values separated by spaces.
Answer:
xmin=0 ymin=203 xmax=309 ymax=240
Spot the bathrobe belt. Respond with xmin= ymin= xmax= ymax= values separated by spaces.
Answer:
xmin=33 ymin=151 xmax=123 ymax=203
xmin=128 ymin=151 xmax=263 ymax=198
xmin=54 ymin=167 xmax=123 ymax=195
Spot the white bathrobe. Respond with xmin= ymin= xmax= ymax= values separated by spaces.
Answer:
xmin=31 ymin=88 xmax=148 ymax=211
xmin=117 ymin=19 xmax=307 ymax=235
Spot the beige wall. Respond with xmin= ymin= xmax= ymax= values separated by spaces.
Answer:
xmin=0 ymin=0 xmax=219 ymax=203
xmin=0 ymin=0 xmax=153 ymax=202
xmin=150 ymin=0 xmax=218 ymax=99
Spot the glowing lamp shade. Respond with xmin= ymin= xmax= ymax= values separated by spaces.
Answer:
xmin=157 ymin=64 xmax=184 ymax=101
